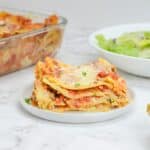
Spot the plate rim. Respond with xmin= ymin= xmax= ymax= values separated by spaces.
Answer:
xmin=20 ymin=84 xmax=134 ymax=123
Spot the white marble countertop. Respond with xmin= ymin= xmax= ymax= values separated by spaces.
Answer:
xmin=0 ymin=27 xmax=150 ymax=150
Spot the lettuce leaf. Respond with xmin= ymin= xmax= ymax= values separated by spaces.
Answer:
xmin=96 ymin=34 xmax=139 ymax=57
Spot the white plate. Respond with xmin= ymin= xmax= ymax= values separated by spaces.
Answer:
xmin=89 ymin=23 xmax=150 ymax=77
xmin=20 ymin=84 xmax=134 ymax=123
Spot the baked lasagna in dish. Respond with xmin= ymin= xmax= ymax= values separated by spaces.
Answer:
xmin=27 ymin=57 xmax=129 ymax=112
xmin=0 ymin=10 xmax=66 ymax=75
xmin=0 ymin=11 xmax=58 ymax=38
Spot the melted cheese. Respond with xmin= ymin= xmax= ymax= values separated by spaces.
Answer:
xmin=41 ymin=58 xmax=115 ymax=90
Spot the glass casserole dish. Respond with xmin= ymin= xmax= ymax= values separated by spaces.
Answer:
xmin=0 ymin=8 xmax=67 ymax=75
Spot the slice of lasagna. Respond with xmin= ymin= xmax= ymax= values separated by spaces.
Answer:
xmin=29 ymin=57 xmax=129 ymax=112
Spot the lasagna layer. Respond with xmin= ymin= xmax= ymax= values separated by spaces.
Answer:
xmin=30 ymin=57 xmax=129 ymax=112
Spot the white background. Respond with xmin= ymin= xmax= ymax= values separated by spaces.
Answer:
xmin=0 ymin=1 xmax=150 ymax=150
xmin=0 ymin=0 xmax=150 ymax=28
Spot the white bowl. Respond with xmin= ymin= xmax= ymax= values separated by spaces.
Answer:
xmin=89 ymin=23 xmax=150 ymax=77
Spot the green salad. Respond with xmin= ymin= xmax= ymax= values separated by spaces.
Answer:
xmin=96 ymin=31 xmax=150 ymax=58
